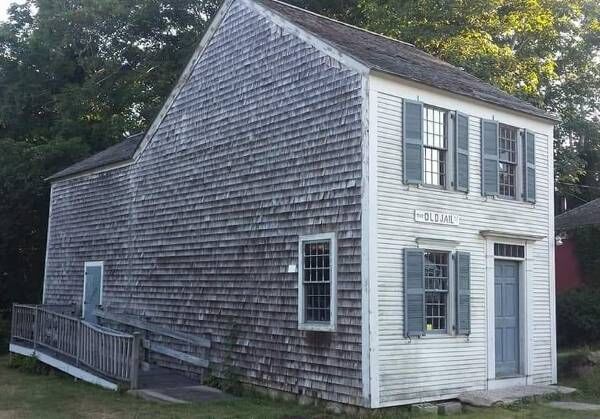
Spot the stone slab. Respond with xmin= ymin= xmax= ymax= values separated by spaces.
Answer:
xmin=437 ymin=401 xmax=462 ymax=415
xmin=459 ymin=385 xmax=577 ymax=407
xmin=412 ymin=403 xmax=438 ymax=415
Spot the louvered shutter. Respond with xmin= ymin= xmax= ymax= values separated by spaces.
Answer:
xmin=455 ymin=251 xmax=471 ymax=335
xmin=404 ymin=248 xmax=425 ymax=337
xmin=481 ymin=120 xmax=499 ymax=196
xmin=455 ymin=112 xmax=470 ymax=192
xmin=403 ymin=100 xmax=423 ymax=184
xmin=523 ymin=130 xmax=536 ymax=202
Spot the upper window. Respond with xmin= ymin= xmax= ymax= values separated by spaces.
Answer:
xmin=423 ymin=107 xmax=448 ymax=186
xmin=403 ymin=100 xmax=470 ymax=192
xmin=424 ymin=251 xmax=449 ymax=332
xmin=498 ymin=124 xmax=518 ymax=199
xmin=298 ymin=234 xmax=336 ymax=331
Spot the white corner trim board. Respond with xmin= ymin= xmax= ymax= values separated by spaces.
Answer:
xmin=9 ymin=343 xmax=119 ymax=391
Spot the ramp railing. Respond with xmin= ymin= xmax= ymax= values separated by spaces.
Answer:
xmin=10 ymin=304 xmax=141 ymax=388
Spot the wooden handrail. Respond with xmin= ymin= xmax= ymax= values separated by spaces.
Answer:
xmin=94 ymin=309 xmax=211 ymax=348
xmin=10 ymin=303 xmax=141 ymax=388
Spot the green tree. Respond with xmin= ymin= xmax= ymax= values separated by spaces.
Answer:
xmin=0 ymin=0 xmax=219 ymax=310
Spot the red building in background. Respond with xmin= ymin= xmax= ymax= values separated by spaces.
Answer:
xmin=555 ymin=198 xmax=600 ymax=293
xmin=555 ymin=239 xmax=584 ymax=293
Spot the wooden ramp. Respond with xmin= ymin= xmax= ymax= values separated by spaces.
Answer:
xmin=10 ymin=304 xmax=141 ymax=390
xmin=9 ymin=303 xmax=214 ymax=397
xmin=131 ymin=365 xmax=232 ymax=404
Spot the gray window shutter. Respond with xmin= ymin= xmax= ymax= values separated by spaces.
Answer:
xmin=481 ymin=119 xmax=499 ymax=196
xmin=523 ymin=130 xmax=536 ymax=202
xmin=455 ymin=112 xmax=469 ymax=192
xmin=404 ymin=248 xmax=425 ymax=337
xmin=455 ymin=251 xmax=471 ymax=335
xmin=403 ymin=100 xmax=423 ymax=185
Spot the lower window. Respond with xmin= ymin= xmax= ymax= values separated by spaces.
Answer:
xmin=424 ymin=251 xmax=449 ymax=332
xmin=298 ymin=233 xmax=336 ymax=331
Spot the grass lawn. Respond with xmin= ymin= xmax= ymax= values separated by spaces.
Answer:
xmin=0 ymin=355 xmax=599 ymax=419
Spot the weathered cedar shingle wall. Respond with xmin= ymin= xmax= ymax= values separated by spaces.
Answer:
xmin=45 ymin=167 xmax=132 ymax=303
xmin=44 ymin=0 xmax=364 ymax=405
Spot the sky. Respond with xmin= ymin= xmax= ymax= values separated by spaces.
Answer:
xmin=0 ymin=0 xmax=25 ymax=21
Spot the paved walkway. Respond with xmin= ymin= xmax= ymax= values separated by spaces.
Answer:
xmin=129 ymin=366 xmax=232 ymax=404
xmin=459 ymin=385 xmax=576 ymax=407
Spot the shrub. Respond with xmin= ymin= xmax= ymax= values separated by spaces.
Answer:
xmin=557 ymin=287 xmax=600 ymax=348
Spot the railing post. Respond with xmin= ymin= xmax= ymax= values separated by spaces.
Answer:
xmin=130 ymin=332 xmax=142 ymax=390
xmin=10 ymin=304 xmax=16 ymax=344
xmin=33 ymin=306 xmax=38 ymax=351
xmin=76 ymin=321 xmax=82 ymax=366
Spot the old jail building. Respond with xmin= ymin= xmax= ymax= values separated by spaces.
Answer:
xmin=41 ymin=0 xmax=557 ymax=408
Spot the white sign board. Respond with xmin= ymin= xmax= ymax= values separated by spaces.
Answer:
xmin=414 ymin=210 xmax=460 ymax=226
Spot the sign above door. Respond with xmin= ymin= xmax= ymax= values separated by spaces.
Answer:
xmin=414 ymin=209 xmax=460 ymax=226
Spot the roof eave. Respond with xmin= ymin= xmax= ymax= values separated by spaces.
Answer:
xmin=370 ymin=68 xmax=560 ymax=124
xmin=45 ymin=158 xmax=133 ymax=183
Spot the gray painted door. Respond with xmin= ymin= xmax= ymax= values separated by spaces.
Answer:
xmin=84 ymin=265 xmax=102 ymax=323
xmin=495 ymin=260 xmax=520 ymax=377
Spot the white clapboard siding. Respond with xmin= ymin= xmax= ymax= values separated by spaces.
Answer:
xmin=371 ymin=78 xmax=554 ymax=406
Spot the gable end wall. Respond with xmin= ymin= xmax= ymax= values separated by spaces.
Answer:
xmin=44 ymin=0 xmax=365 ymax=405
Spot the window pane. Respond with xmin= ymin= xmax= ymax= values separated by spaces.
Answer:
xmin=499 ymin=125 xmax=518 ymax=163
xmin=424 ymin=251 xmax=449 ymax=331
xmin=303 ymin=240 xmax=331 ymax=323
xmin=426 ymin=292 xmax=447 ymax=331
xmin=498 ymin=124 xmax=518 ymax=198
xmin=499 ymin=162 xmax=516 ymax=198
xmin=423 ymin=107 xmax=447 ymax=186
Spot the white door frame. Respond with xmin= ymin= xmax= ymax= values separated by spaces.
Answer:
xmin=82 ymin=261 xmax=104 ymax=319
xmin=485 ymin=236 xmax=533 ymax=389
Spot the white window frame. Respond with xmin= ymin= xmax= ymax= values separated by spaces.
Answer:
xmin=416 ymin=237 xmax=460 ymax=337
xmin=423 ymin=249 xmax=452 ymax=334
xmin=82 ymin=261 xmax=104 ymax=319
xmin=298 ymin=233 xmax=337 ymax=332
xmin=422 ymin=104 xmax=451 ymax=189
xmin=497 ymin=123 xmax=522 ymax=200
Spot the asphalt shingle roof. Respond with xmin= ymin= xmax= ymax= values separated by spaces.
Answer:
xmin=555 ymin=198 xmax=600 ymax=231
xmin=48 ymin=133 xmax=144 ymax=181
xmin=257 ymin=0 xmax=558 ymax=122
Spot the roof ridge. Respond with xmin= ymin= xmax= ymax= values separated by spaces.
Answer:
xmin=256 ymin=1 xmax=507 ymax=83
xmin=255 ymin=0 xmax=558 ymax=121
xmin=557 ymin=198 xmax=600 ymax=218
xmin=258 ymin=0 xmax=417 ymax=49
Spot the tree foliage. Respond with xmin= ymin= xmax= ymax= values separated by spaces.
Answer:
xmin=0 ymin=0 xmax=219 ymax=309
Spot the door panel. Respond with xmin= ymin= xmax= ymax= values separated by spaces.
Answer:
xmin=84 ymin=265 xmax=102 ymax=323
xmin=495 ymin=260 xmax=520 ymax=377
